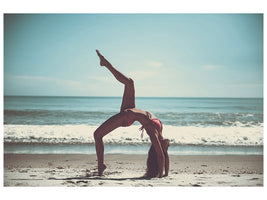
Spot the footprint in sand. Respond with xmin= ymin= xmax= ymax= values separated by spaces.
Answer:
xmin=191 ymin=183 xmax=201 ymax=187
xmin=66 ymin=180 xmax=75 ymax=184
xmin=250 ymin=178 xmax=259 ymax=181
xmin=19 ymin=169 xmax=29 ymax=173
xmin=76 ymin=180 xmax=88 ymax=184
xmin=232 ymin=174 xmax=240 ymax=177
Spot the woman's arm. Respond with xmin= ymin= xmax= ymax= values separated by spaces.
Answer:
xmin=161 ymin=139 xmax=169 ymax=176
xmin=164 ymin=151 xmax=169 ymax=176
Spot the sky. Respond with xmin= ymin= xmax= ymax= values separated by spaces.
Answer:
xmin=4 ymin=14 xmax=263 ymax=97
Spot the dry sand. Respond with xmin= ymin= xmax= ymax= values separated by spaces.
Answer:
xmin=4 ymin=154 xmax=263 ymax=187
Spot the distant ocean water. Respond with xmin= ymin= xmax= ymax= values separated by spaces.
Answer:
xmin=4 ymin=96 xmax=263 ymax=155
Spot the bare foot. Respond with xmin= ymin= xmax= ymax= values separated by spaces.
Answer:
xmin=96 ymin=50 xmax=109 ymax=66
xmin=98 ymin=163 xmax=107 ymax=176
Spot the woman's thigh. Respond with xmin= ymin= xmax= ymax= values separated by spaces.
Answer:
xmin=94 ymin=112 xmax=127 ymax=138
xmin=120 ymin=79 xmax=135 ymax=111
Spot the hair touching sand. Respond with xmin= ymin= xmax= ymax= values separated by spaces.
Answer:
xmin=144 ymin=124 xmax=169 ymax=178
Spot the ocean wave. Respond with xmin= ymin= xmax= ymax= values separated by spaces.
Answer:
xmin=4 ymin=124 xmax=263 ymax=146
xmin=4 ymin=109 xmax=263 ymax=127
xmin=4 ymin=109 xmax=117 ymax=125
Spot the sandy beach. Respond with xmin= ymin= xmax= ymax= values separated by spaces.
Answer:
xmin=4 ymin=154 xmax=263 ymax=187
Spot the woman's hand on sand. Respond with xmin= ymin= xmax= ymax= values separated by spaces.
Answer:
xmin=161 ymin=139 xmax=169 ymax=153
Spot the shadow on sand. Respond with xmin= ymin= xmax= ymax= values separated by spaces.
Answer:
xmin=48 ymin=169 xmax=152 ymax=181
xmin=48 ymin=175 xmax=151 ymax=181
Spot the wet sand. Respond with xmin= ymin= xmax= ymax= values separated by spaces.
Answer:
xmin=4 ymin=154 xmax=263 ymax=187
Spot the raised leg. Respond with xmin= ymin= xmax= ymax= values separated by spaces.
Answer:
xmin=93 ymin=112 xmax=127 ymax=175
xmin=96 ymin=50 xmax=135 ymax=111
xmin=120 ymin=78 xmax=135 ymax=111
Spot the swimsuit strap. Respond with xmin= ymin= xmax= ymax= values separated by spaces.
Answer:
xmin=139 ymin=125 xmax=145 ymax=138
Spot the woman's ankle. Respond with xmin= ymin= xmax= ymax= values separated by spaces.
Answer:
xmin=98 ymin=163 xmax=107 ymax=176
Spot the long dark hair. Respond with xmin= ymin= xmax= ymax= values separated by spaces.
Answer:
xmin=144 ymin=123 xmax=169 ymax=178
xmin=144 ymin=142 xmax=169 ymax=178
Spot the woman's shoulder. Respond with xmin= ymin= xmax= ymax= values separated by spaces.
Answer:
xmin=149 ymin=112 xmax=157 ymax=119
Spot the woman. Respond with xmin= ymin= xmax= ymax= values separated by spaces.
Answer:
xmin=94 ymin=50 xmax=169 ymax=178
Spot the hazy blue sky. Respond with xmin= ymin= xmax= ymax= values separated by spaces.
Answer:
xmin=4 ymin=14 xmax=263 ymax=97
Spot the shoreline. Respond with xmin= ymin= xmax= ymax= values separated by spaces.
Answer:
xmin=4 ymin=143 xmax=263 ymax=155
xmin=4 ymin=154 xmax=263 ymax=187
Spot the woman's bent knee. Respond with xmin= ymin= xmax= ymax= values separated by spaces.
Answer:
xmin=129 ymin=78 xmax=134 ymax=85
xmin=94 ymin=130 xmax=102 ymax=140
xmin=125 ymin=78 xmax=134 ymax=86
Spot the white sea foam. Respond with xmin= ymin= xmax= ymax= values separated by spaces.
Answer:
xmin=4 ymin=124 xmax=263 ymax=146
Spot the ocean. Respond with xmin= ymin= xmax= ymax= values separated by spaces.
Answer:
xmin=4 ymin=96 xmax=263 ymax=155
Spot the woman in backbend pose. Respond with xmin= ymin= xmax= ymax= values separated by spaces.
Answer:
xmin=94 ymin=50 xmax=169 ymax=178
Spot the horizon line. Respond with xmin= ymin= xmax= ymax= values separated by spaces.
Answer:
xmin=3 ymin=95 xmax=263 ymax=99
